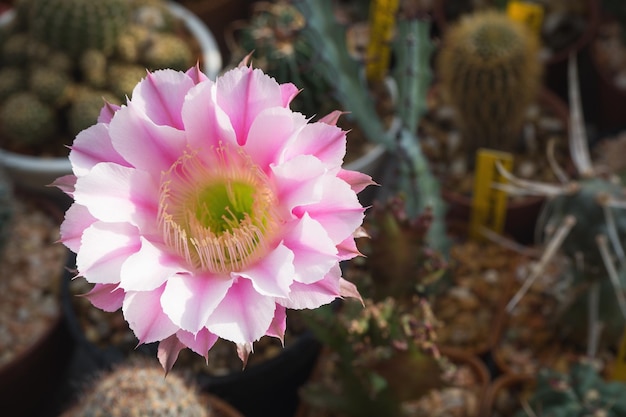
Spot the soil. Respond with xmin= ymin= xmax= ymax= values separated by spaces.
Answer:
xmin=0 ymin=197 xmax=66 ymax=368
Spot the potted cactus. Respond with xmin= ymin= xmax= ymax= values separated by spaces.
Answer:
xmin=0 ymin=0 xmax=222 ymax=197
xmin=0 ymin=168 xmax=72 ymax=417
xmin=61 ymin=359 xmax=244 ymax=417
xmin=295 ymin=197 xmax=489 ymax=417
xmin=423 ymin=8 xmax=571 ymax=243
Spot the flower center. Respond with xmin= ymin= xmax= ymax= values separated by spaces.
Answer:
xmin=158 ymin=146 xmax=279 ymax=273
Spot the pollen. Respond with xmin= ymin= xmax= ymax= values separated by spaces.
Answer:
xmin=158 ymin=145 xmax=280 ymax=273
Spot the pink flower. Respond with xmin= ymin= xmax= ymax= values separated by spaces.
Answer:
xmin=57 ymin=63 xmax=371 ymax=371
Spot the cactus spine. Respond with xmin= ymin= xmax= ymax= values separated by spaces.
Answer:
xmin=66 ymin=361 xmax=211 ymax=417
xmin=436 ymin=10 xmax=542 ymax=159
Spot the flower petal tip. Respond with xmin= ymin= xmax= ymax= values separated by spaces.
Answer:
xmin=237 ymin=342 xmax=254 ymax=369
xmin=157 ymin=335 xmax=186 ymax=374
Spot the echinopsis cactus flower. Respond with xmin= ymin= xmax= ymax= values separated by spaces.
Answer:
xmin=56 ymin=62 xmax=370 ymax=372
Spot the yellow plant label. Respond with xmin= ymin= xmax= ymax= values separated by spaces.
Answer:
xmin=470 ymin=149 xmax=513 ymax=240
xmin=612 ymin=327 xmax=626 ymax=381
xmin=506 ymin=0 xmax=544 ymax=36
xmin=365 ymin=0 xmax=400 ymax=82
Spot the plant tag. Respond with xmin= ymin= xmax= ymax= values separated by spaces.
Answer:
xmin=613 ymin=327 xmax=626 ymax=381
xmin=470 ymin=149 xmax=513 ymax=240
xmin=506 ymin=0 xmax=544 ymax=36
xmin=365 ymin=0 xmax=400 ymax=82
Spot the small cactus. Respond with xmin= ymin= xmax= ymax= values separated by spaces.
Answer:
xmin=436 ymin=9 xmax=542 ymax=161
xmin=29 ymin=66 xmax=73 ymax=107
xmin=66 ymin=360 xmax=213 ymax=417
xmin=140 ymin=33 xmax=194 ymax=71
xmin=0 ymin=67 xmax=26 ymax=102
xmin=515 ymin=360 xmax=626 ymax=417
xmin=107 ymin=63 xmax=147 ymax=100
xmin=27 ymin=0 xmax=132 ymax=58
xmin=0 ymin=92 xmax=57 ymax=147
xmin=68 ymin=89 xmax=120 ymax=137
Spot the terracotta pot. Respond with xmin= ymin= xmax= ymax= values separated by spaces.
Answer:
xmin=482 ymin=373 xmax=534 ymax=417
xmin=439 ymin=88 xmax=570 ymax=245
xmin=432 ymin=0 xmax=600 ymax=101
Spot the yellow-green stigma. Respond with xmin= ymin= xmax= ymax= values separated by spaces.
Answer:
xmin=158 ymin=147 xmax=279 ymax=273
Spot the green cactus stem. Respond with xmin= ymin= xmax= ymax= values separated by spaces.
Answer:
xmin=29 ymin=66 xmax=73 ymax=107
xmin=27 ymin=0 xmax=132 ymax=58
xmin=436 ymin=9 xmax=542 ymax=161
xmin=0 ymin=92 xmax=57 ymax=148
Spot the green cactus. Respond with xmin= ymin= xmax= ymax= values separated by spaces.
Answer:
xmin=27 ymin=0 xmax=132 ymax=58
xmin=0 ymin=67 xmax=26 ymax=103
xmin=0 ymin=92 xmax=57 ymax=147
xmin=29 ymin=66 xmax=73 ymax=107
xmin=436 ymin=9 xmax=542 ymax=161
xmin=515 ymin=361 xmax=626 ymax=417
xmin=107 ymin=63 xmax=147 ymax=100
xmin=230 ymin=1 xmax=335 ymax=118
xmin=80 ymin=49 xmax=108 ymax=89
xmin=66 ymin=360 xmax=211 ymax=417
xmin=140 ymin=33 xmax=194 ymax=71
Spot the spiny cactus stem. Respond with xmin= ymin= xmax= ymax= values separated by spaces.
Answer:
xmin=567 ymin=53 xmax=594 ymax=177
xmin=506 ymin=215 xmax=576 ymax=313
xmin=596 ymin=234 xmax=626 ymax=320
xmin=587 ymin=281 xmax=602 ymax=358
xmin=602 ymin=203 xmax=626 ymax=265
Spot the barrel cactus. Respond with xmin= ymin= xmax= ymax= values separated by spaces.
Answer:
xmin=436 ymin=9 xmax=542 ymax=160
xmin=0 ymin=92 xmax=57 ymax=147
xmin=26 ymin=0 xmax=132 ymax=59
xmin=65 ymin=361 xmax=213 ymax=417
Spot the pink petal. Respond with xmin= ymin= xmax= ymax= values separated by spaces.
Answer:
xmin=293 ymin=175 xmax=365 ymax=244
xmin=282 ymin=213 xmax=338 ymax=284
xmin=279 ymin=264 xmax=344 ymax=309
xmin=69 ymin=123 xmax=129 ymax=176
xmin=123 ymin=285 xmax=179 ymax=344
xmin=318 ymin=110 xmax=346 ymax=126
xmin=237 ymin=243 xmax=295 ymax=298
xmin=265 ymin=304 xmax=286 ymax=344
xmin=272 ymin=155 xmax=325 ymax=214
xmin=244 ymin=107 xmax=305 ymax=172
xmin=51 ymin=174 xmax=76 ymax=196
xmin=337 ymin=168 xmax=377 ymax=194
xmin=74 ymin=162 xmax=158 ymax=230
xmin=280 ymin=83 xmax=299 ymax=107
xmin=82 ymin=283 xmax=125 ymax=312
xmin=215 ymin=66 xmax=286 ymax=146
xmin=129 ymin=69 xmax=195 ymax=130
xmin=119 ymin=237 xmax=185 ymax=291
xmin=161 ymin=273 xmax=233 ymax=333
xmin=186 ymin=64 xmax=209 ymax=84
xmin=335 ymin=234 xmax=363 ymax=260
xmin=158 ymin=334 xmax=186 ymax=374
xmin=283 ymin=121 xmax=347 ymax=168
xmin=77 ymin=221 xmax=141 ymax=285
xmin=108 ymin=103 xmax=188 ymax=173
xmin=59 ymin=203 xmax=97 ymax=252
xmin=98 ymin=101 xmax=121 ymax=124
xmin=175 ymin=328 xmax=218 ymax=362
xmin=339 ymin=278 xmax=363 ymax=304
xmin=182 ymin=80 xmax=237 ymax=151
xmin=237 ymin=343 xmax=253 ymax=368
xmin=206 ymin=277 xmax=276 ymax=344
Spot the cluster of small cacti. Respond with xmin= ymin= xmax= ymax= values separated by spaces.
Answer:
xmin=228 ymin=1 xmax=334 ymax=118
xmin=436 ymin=9 xmax=542 ymax=161
xmin=65 ymin=360 xmax=213 ymax=417
xmin=515 ymin=361 xmax=626 ymax=417
xmin=0 ymin=0 xmax=196 ymax=153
